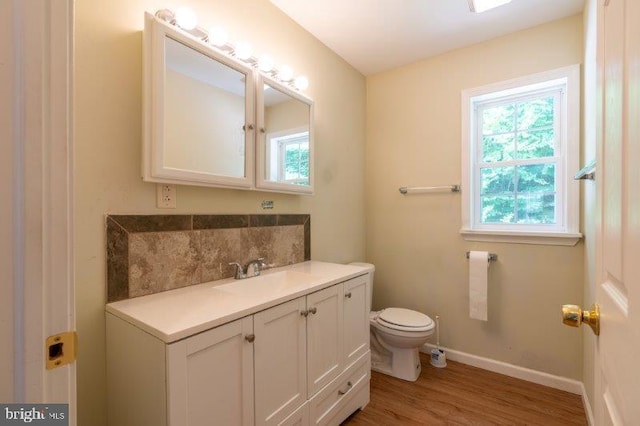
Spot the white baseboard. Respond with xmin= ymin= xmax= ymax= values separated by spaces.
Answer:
xmin=581 ymin=382 xmax=595 ymax=426
xmin=421 ymin=343 xmax=583 ymax=394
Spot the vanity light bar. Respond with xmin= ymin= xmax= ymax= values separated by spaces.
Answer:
xmin=155 ymin=8 xmax=310 ymax=91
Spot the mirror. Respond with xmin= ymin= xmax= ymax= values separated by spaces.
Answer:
xmin=257 ymin=77 xmax=314 ymax=194
xmin=164 ymin=37 xmax=246 ymax=178
xmin=143 ymin=12 xmax=314 ymax=194
xmin=143 ymin=13 xmax=255 ymax=188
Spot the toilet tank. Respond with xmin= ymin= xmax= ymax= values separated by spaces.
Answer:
xmin=349 ymin=262 xmax=375 ymax=313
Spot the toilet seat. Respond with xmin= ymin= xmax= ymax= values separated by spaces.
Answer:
xmin=375 ymin=308 xmax=434 ymax=332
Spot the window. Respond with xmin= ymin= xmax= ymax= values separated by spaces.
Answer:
xmin=461 ymin=65 xmax=581 ymax=245
xmin=267 ymin=130 xmax=310 ymax=186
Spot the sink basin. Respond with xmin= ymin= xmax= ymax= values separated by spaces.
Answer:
xmin=215 ymin=270 xmax=322 ymax=299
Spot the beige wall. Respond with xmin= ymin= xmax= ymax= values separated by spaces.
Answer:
xmin=365 ymin=15 xmax=585 ymax=379
xmin=74 ymin=0 xmax=366 ymax=424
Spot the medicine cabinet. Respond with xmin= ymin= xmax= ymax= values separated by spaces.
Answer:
xmin=142 ymin=12 xmax=314 ymax=194
xmin=256 ymin=76 xmax=314 ymax=194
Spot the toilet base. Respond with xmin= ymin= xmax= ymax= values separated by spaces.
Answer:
xmin=370 ymin=331 xmax=422 ymax=381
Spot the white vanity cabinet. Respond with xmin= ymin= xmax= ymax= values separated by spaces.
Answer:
xmin=167 ymin=296 xmax=309 ymax=426
xmin=254 ymin=297 xmax=307 ymax=425
xmin=255 ymin=284 xmax=350 ymax=425
xmin=106 ymin=265 xmax=371 ymax=426
xmin=306 ymin=284 xmax=344 ymax=397
xmin=307 ymin=275 xmax=369 ymax=426
xmin=342 ymin=276 xmax=369 ymax=368
xmin=166 ymin=317 xmax=255 ymax=426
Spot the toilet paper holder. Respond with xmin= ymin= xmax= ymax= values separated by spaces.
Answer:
xmin=465 ymin=252 xmax=498 ymax=262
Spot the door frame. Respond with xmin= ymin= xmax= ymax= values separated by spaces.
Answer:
xmin=4 ymin=0 xmax=76 ymax=421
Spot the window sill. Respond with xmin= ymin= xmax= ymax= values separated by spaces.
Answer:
xmin=460 ymin=229 xmax=582 ymax=246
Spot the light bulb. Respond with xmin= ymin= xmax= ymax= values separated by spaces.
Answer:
xmin=258 ymin=55 xmax=274 ymax=72
xmin=234 ymin=42 xmax=252 ymax=60
xmin=155 ymin=9 xmax=175 ymax=23
xmin=278 ymin=65 xmax=294 ymax=82
xmin=208 ymin=27 xmax=228 ymax=47
xmin=174 ymin=7 xmax=197 ymax=30
xmin=294 ymin=76 xmax=309 ymax=91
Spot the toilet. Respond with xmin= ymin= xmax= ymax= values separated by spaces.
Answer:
xmin=350 ymin=263 xmax=435 ymax=382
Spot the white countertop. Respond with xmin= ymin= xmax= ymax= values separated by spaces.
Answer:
xmin=106 ymin=261 xmax=369 ymax=343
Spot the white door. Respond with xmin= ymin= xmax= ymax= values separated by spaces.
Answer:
xmin=254 ymin=297 xmax=307 ymax=426
xmin=307 ymin=285 xmax=343 ymax=397
xmin=1 ymin=0 xmax=76 ymax=420
xmin=594 ymin=0 xmax=640 ymax=423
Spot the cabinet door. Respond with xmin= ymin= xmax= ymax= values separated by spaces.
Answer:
xmin=343 ymin=275 xmax=369 ymax=368
xmin=278 ymin=401 xmax=309 ymax=426
xmin=166 ymin=316 xmax=254 ymax=426
xmin=307 ymin=284 xmax=343 ymax=397
xmin=254 ymin=297 xmax=307 ymax=425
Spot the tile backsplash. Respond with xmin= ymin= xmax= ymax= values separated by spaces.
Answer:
xmin=106 ymin=214 xmax=310 ymax=302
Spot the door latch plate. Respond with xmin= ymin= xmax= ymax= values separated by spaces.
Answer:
xmin=46 ymin=331 xmax=77 ymax=370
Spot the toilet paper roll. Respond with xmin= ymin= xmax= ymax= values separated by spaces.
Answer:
xmin=469 ymin=251 xmax=489 ymax=321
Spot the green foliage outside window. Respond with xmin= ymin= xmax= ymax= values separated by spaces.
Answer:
xmin=480 ymin=95 xmax=557 ymax=224
xmin=284 ymin=142 xmax=309 ymax=185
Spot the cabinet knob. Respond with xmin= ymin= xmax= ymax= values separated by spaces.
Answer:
xmin=345 ymin=292 xmax=352 ymax=299
xmin=243 ymin=124 xmax=255 ymax=131
xmin=245 ymin=334 xmax=255 ymax=343
xmin=260 ymin=127 xmax=266 ymax=133
xmin=300 ymin=310 xmax=309 ymax=317
xmin=308 ymin=307 xmax=317 ymax=315
xmin=338 ymin=381 xmax=352 ymax=396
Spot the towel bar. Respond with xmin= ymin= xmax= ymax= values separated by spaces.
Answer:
xmin=399 ymin=185 xmax=460 ymax=194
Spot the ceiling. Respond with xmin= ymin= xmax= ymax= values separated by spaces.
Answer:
xmin=269 ymin=0 xmax=584 ymax=76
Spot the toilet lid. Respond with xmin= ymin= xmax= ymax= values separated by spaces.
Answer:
xmin=376 ymin=308 xmax=434 ymax=332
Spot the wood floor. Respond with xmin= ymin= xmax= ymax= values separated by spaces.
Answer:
xmin=342 ymin=353 xmax=587 ymax=425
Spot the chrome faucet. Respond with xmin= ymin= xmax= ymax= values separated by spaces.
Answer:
xmin=228 ymin=257 xmax=267 ymax=279
xmin=245 ymin=257 xmax=267 ymax=277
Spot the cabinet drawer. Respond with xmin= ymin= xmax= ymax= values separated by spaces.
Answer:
xmin=309 ymin=352 xmax=370 ymax=426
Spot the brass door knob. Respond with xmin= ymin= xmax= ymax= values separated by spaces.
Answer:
xmin=562 ymin=304 xmax=600 ymax=336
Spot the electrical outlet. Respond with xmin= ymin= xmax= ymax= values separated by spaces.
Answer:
xmin=156 ymin=184 xmax=176 ymax=209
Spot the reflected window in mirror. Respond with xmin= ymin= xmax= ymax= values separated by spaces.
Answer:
xmin=267 ymin=130 xmax=310 ymax=186
xmin=258 ymin=80 xmax=313 ymax=193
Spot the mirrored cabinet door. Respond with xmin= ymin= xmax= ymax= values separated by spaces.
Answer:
xmin=256 ymin=76 xmax=314 ymax=194
xmin=143 ymin=13 xmax=255 ymax=189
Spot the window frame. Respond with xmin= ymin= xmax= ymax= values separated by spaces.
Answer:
xmin=460 ymin=65 xmax=582 ymax=246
